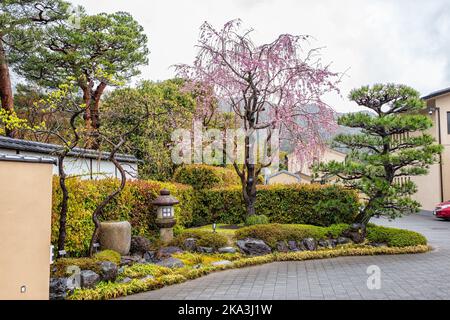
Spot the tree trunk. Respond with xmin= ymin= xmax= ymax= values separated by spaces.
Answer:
xmin=89 ymin=149 xmax=127 ymax=256
xmin=57 ymin=155 xmax=68 ymax=256
xmin=0 ymin=36 xmax=16 ymax=138
xmin=89 ymin=82 xmax=107 ymax=150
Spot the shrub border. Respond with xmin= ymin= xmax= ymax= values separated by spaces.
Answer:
xmin=69 ymin=244 xmax=430 ymax=300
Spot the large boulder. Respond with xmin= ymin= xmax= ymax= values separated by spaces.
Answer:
xmin=218 ymin=247 xmax=236 ymax=254
xmin=130 ymin=236 xmax=152 ymax=255
xmin=80 ymin=270 xmax=100 ymax=289
xmin=156 ymin=246 xmax=183 ymax=259
xmin=236 ymin=238 xmax=272 ymax=255
xmin=99 ymin=221 xmax=131 ymax=255
xmin=302 ymin=238 xmax=317 ymax=251
xmin=155 ymin=257 xmax=184 ymax=268
xmin=99 ymin=261 xmax=118 ymax=282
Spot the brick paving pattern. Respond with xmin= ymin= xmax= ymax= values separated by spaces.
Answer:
xmin=121 ymin=212 xmax=450 ymax=300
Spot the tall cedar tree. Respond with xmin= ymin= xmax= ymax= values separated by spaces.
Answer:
xmin=315 ymin=84 xmax=443 ymax=225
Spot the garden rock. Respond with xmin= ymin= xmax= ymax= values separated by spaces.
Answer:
xmin=120 ymin=255 xmax=145 ymax=266
xmin=80 ymin=270 xmax=100 ymax=289
xmin=130 ymin=236 xmax=152 ymax=255
xmin=302 ymin=238 xmax=317 ymax=251
xmin=343 ymin=223 xmax=366 ymax=244
xmin=140 ymin=275 xmax=154 ymax=281
xmin=49 ymin=278 xmax=68 ymax=300
xmin=155 ymin=257 xmax=184 ymax=268
xmin=120 ymin=277 xmax=132 ymax=284
xmin=276 ymin=241 xmax=289 ymax=253
xmin=184 ymin=238 xmax=197 ymax=251
xmin=99 ymin=261 xmax=118 ymax=282
xmin=157 ymin=246 xmax=183 ymax=259
xmin=218 ymin=246 xmax=236 ymax=254
xmin=288 ymin=240 xmax=300 ymax=251
xmin=318 ymin=239 xmax=335 ymax=249
xmin=197 ymin=246 xmax=214 ymax=254
xmin=143 ymin=251 xmax=159 ymax=263
xmin=336 ymin=237 xmax=352 ymax=245
xmin=211 ymin=260 xmax=232 ymax=267
xmin=236 ymin=238 xmax=272 ymax=255
xmin=297 ymin=241 xmax=307 ymax=251
xmin=369 ymin=242 xmax=388 ymax=247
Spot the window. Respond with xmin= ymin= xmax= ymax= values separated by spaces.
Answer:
xmin=447 ymin=112 xmax=450 ymax=134
xmin=162 ymin=207 xmax=172 ymax=218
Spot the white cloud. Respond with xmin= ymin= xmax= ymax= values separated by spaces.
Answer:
xmin=69 ymin=0 xmax=450 ymax=112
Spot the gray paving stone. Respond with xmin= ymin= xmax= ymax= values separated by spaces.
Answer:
xmin=118 ymin=213 xmax=450 ymax=300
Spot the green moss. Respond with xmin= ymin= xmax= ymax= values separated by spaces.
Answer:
xmin=94 ymin=250 xmax=121 ymax=265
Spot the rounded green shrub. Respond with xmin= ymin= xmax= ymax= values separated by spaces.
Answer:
xmin=245 ymin=214 xmax=269 ymax=226
xmin=94 ymin=250 xmax=121 ymax=265
xmin=235 ymin=224 xmax=329 ymax=248
xmin=172 ymin=230 xmax=228 ymax=249
xmin=173 ymin=164 xmax=240 ymax=190
xmin=366 ymin=225 xmax=427 ymax=247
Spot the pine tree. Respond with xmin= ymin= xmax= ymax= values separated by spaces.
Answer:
xmin=316 ymin=84 xmax=442 ymax=226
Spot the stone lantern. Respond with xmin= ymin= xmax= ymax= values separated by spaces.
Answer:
xmin=152 ymin=189 xmax=179 ymax=242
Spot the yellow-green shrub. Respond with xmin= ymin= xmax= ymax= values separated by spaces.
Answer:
xmin=51 ymin=177 xmax=197 ymax=256
xmin=173 ymin=164 xmax=240 ymax=190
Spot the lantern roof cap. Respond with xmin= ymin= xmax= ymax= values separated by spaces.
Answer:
xmin=152 ymin=188 xmax=179 ymax=206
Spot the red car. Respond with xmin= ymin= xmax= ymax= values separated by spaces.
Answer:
xmin=434 ymin=201 xmax=450 ymax=220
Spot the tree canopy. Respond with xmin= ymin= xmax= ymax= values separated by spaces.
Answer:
xmin=315 ymin=84 xmax=443 ymax=224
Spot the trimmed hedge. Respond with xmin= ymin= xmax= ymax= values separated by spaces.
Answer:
xmin=51 ymin=177 xmax=197 ymax=256
xmin=235 ymin=223 xmax=428 ymax=248
xmin=171 ymin=230 xmax=229 ymax=250
xmin=366 ymin=224 xmax=427 ymax=247
xmin=52 ymin=177 xmax=359 ymax=256
xmin=195 ymin=184 xmax=359 ymax=226
xmin=235 ymin=223 xmax=349 ymax=248
xmin=173 ymin=164 xmax=241 ymax=190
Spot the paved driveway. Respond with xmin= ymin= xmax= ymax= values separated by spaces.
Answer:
xmin=121 ymin=213 xmax=450 ymax=300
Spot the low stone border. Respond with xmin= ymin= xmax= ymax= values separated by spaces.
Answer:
xmin=68 ymin=244 xmax=430 ymax=300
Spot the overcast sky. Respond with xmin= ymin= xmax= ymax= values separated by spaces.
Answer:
xmin=70 ymin=0 xmax=450 ymax=113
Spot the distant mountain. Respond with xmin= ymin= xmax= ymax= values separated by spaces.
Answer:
xmin=216 ymin=100 xmax=371 ymax=154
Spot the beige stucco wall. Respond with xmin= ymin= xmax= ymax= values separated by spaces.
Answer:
xmin=288 ymin=148 xmax=346 ymax=181
xmin=267 ymin=173 xmax=300 ymax=185
xmin=410 ymin=94 xmax=450 ymax=210
xmin=0 ymin=161 xmax=53 ymax=300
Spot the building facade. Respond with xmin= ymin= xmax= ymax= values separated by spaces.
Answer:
xmin=411 ymin=87 xmax=450 ymax=210
xmin=287 ymin=147 xmax=347 ymax=183
xmin=0 ymin=137 xmax=139 ymax=180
